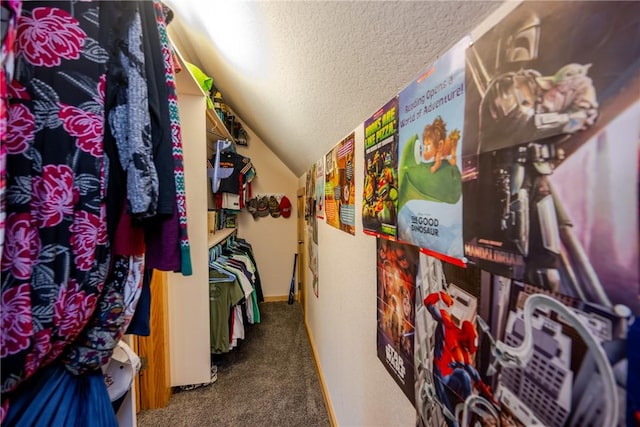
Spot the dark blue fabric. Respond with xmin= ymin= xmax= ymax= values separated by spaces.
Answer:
xmin=3 ymin=363 xmax=117 ymax=427
xmin=125 ymin=268 xmax=152 ymax=336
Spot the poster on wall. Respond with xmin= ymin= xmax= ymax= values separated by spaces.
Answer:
xmin=414 ymin=254 xmax=632 ymax=427
xmin=306 ymin=164 xmax=319 ymax=297
xmin=461 ymin=1 xmax=640 ymax=313
xmin=308 ymin=215 xmax=319 ymax=298
xmin=414 ymin=254 xmax=483 ymax=427
xmin=315 ymin=158 xmax=325 ymax=220
xmin=363 ymin=97 xmax=399 ymax=238
xmin=305 ymin=163 xmax=316 ymax=224
xmin=376 ymin=238 xmax=418 ymax=404
xmin=397 ymin=36 xmax=470 ymax=266
xmin=325 ymin=132 xmax=356 ymax=235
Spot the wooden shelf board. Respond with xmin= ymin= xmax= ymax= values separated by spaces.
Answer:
xmin=206 ymin=109 xmax=234 ymax=142
xmin=208 ymin=228 xmax=237 ymax=249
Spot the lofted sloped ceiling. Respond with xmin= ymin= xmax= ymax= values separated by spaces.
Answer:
xmin=164 ymin=1 xmax=504 ymax=177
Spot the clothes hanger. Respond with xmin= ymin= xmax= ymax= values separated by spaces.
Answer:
xmin=210 ymin=260 xmax=233 ymax=279
xmin=207 ymin=128 xmax=226 ymax=141
xmin=209 ymin=247 xmax=235 ymax=282
xmin=209 ymin=140 xmax=234 ymax=193
xmin=216 ymin=243 xmax=230 ymax=263
xmin=217 ymin=139 xmax=232 ymax=152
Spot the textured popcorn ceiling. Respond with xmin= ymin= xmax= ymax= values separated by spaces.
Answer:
xmin=166 ymin=1 xmax=503 ymax=177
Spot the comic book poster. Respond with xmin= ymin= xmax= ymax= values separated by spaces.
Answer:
xmin=306 ymin=164 xmax=319 ymax=297
xmin=461 ymin=1 xmax=640 ymax=314
xmin=377 ymin=239 xmax=418 ymax=404
xmin=414 ymin=254 xmax=484 ymax=427
xmin=363 ymin=97 xmax=399 ymax=238
xmin=397 ymin=36 xmax=470 ymax=265
xmin=316 ymin=158 xmax=325 ymax=220
xmin=325 ymin=132 xmax=356 ymax=235
xmin=414 ymin=254 xmax=632 ymax=427
xmin=473 ymin=276 xmax=630 ymax=427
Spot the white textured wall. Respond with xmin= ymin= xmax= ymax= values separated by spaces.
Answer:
xmin=235 ymin=121 xmax=299 ymax=298
xmin=305 ymin=123 xmax=416 ymax=426
xmin=301 ymin=126 xmax=416 ymax=425
xmin=300 ymin=2 xmax=520 ymax=425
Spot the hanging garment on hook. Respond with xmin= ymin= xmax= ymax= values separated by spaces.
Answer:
xmin=208 ymin=140 xmax=233 ymax=193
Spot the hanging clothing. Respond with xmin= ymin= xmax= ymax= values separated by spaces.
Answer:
xmin=3 ymin=0 xmax=112 ymax=399
xmin=1 ymin=1 xmax=167 ymax=422
xmin=207 ymin=236 xmax=263 ymax=354
xmin=216 ymin=150 xmax=250 ymax=195
xmin=229 ymin=305 xmax=245 ymax=350
xmin=222 ymin=251 xmax=260 ymax=324
xmin=61 ymin=255 xmax=130 ymax=375
xmin=107 ymin=3 xmax=159 ymax=218
xmin=139 ymin=1 xmax=175 ymax=217
xmin=0 ymin=0 xmax=23 ymax=263
xmin=139 ymin=0 xmax=185 ymax=273
xmin=125 ymin=267 xmax=153 ymax=336
xmin=208 ymin=269 xmax=244 ymax=354
xmin=148 ymin=1 xmax=192 ymax=275
xmin=232 ymin=238 xmax=264 ymax=302
xmin=223 ymin=262 xmax=255 ymax=323
xmin=209 ymin=140 xmax=233 ymax=194
xmin=2 ymin=362 xmax=117 ymax=427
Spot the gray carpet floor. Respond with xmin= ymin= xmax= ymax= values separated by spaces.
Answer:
xmin=137 ymin=301 xmax=331 ymax=427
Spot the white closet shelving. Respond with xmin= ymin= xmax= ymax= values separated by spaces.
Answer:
xmin=166 ymin=44 xmax=238 ymax=387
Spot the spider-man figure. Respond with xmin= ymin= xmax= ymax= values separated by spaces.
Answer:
xmin=424 ymin=291 xmax=496 ymax=426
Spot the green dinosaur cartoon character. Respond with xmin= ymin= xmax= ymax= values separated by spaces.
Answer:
xmin=398 ymin=116 xmax=462 ymax=211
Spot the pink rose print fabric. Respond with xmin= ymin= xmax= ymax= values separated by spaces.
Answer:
xmin=32 ymin=165 xmax=78 ymax=228
xmin=17 ymin=6 xmax=86 ymax=67
xmin=0 ymin=1 xmax=159 ymax=424
xmin=0 ymin=283 xmax=33 ymax=358
xmin=1 ymin=1 xmax=116 ymax=412
xmin=59 ymin=103 xmax=104 ymax=157
xmin=1 ymin=0 xmax=24 ymax=268
xmin=5 ymin=103 xmax=33 ymax=155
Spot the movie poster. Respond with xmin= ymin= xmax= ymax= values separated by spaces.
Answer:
xmin=414 ymin=254 xmax=632 ymax=427
xmin=377 ymin=239 xmax=419 ymax=404
xmin=306 ymin=164 xmax=319 ymax=297
xmin=316 ymin=158 xmax=325 ymax=220
xmin=325 ymin=132 xmax=356 ymax=235
xmin=363 ymin=97 xmax=399 ymax=238
xmin=461 ymin=1 xmax=640 ymax=313
xmin=397 ymin=36 xmax=470 ymax=265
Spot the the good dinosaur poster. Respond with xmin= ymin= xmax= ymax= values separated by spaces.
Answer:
xmin=397 ymin=36 xmax=470 ymax=265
